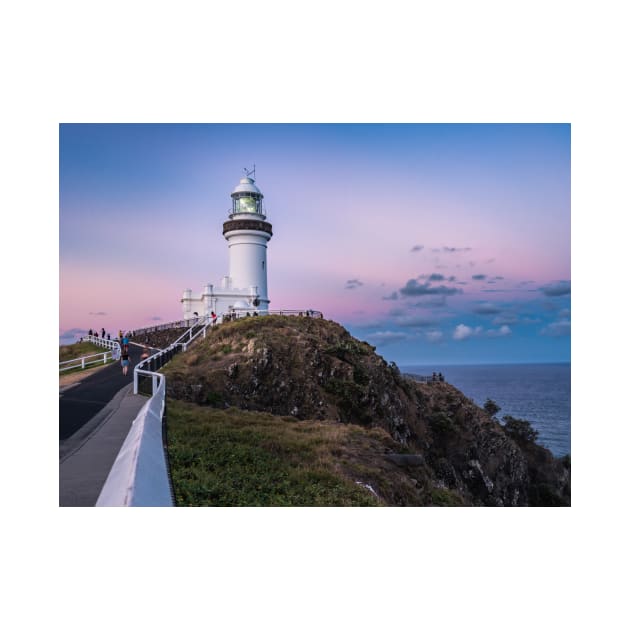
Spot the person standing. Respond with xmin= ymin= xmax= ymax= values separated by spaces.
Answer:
xmin=122 ymin=332 xmax=129 ymax=352
xmin=121 ymin=347 xmax=130 ymax=376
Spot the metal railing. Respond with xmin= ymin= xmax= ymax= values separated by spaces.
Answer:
xmin=133 ymin=321 xmax=208 ymax=394
xmin=82 ymin=335 xmax=121 ymax=351
xmin=131 ymin=318 xmax=196 ymax=338
xmin=131 ymin=310 xmax=325 ymax=339
xmin=220 ymin=309 xmax=323 ymax=321
xmin=134 ymin=343 xmax=184 ymax=395
xmin=59 ymin=335 xmax=121 ymax=372
xmin=404 ymin=374 xmax=446 ymax=383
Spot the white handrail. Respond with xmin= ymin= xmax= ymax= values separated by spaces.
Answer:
xmin=59 ymin=352 xmax=112 ymax=372
xmin=83 ymin=334 xmax=122 ymax=351
xmin=59 ymin=336 xmax=121 ymax=372
xmin=96 ymin=374 xmax=172 ymax=507
xmin=131 ymin=318 xmax=196 ymax=338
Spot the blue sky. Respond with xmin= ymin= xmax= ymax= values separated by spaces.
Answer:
xmin=60 ymin=123 xmax=570 ymax=364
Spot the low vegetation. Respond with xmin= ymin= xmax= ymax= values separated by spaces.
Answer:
xmin=502 ymin=415 xmax=540 ymax=445
xmin=59 ymin=342 xmax=117 ymax=381
xmin=59 ymin=341 xmax=107 ymax=362
xmin=166 ymin=399 xmax=387 ymax=506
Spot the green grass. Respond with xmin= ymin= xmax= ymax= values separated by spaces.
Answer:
xmin=429 ymin=487 xmax=465 ymax=507
xmin=59 ymin=358 xmax=117 ymax=376
xmin=166 ymin=399 xmax=382 ymax=507
xmin=59 ymin=341 xmax=109 ymax=362
xmin=59 ymin=341 xmax=116 ymax=375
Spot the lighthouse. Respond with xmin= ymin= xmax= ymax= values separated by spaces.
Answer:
xmin=181 ymin=169 xmax=273 ymax=320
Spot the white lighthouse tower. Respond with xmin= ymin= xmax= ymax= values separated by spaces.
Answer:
xmin=181 ymin=169 xmax=273 ymax=320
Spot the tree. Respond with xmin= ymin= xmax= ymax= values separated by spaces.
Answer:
xmin=503 ymin=415 xmax=539 ymax=444
xmin=483 ymin=398 xmax=501 ymax=417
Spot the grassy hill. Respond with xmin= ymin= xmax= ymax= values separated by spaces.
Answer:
xmin=162 ymin=315 xmax=570 ymax=506
xmin=59 ymin=341 xmax=109 ymax=362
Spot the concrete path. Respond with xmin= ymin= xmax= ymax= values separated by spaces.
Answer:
xmin=59 ymin=344 xmax=150 ymax=506
xmin=59 ymin=344 xmax=144 ymax=440
xmin=59 ymin=383 xmax=149 ymax=506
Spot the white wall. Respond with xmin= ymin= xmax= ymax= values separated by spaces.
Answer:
xmin=227 ymin=231 xmax=269 ymax=300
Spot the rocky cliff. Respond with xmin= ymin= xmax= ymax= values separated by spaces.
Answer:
xmin=162 ymin=315 xmax=570 ymax=506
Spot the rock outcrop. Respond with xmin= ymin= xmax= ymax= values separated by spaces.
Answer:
xmin=162 ymin=315 xmax=570 ymax=506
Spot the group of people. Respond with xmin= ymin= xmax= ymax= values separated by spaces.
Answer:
xmin=87 ymin=327 xmax=112 ymax=341
xmin=81 ymin=326 xmax=152 ymax=377
xmin=223 ymin=310 xmax=260 ymax=322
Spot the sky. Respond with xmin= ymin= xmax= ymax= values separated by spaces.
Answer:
xmin=59 ymin=123 xmax=570 ymax=364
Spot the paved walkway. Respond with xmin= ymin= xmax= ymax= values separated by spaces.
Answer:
xmin=59 ymin=344 xmax=149 ymax=506
xmin=59 ymin=384 xmax=149 ymax=506
xmin=59 ymin=344 xmax=144 ymax=440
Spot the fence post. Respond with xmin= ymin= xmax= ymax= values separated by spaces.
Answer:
xmin=152 ymin=374 xmax=158 ymax=394
xmin=81 ymin=358 xmax=85 ymax=369
xmin=103 ymin=353 xmax=107 ymax=364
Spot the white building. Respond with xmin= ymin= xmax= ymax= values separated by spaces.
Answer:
xmin=181 ymin=170 xmax=273 ymax=320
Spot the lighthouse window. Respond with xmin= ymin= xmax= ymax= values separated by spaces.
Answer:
xmin=262 ymin=260 xmax=265 ymax=270
xmin=238 ymin=197 xmax=257 ymax=213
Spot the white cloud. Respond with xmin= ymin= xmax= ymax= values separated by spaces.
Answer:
xmin=453 ymin=324 xmax=482 ymax=341
xmin=487 ymin=325 xmax=512 ymax=337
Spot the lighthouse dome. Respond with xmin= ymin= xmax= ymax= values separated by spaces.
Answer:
xmin=231 ymin=177 xmax=262 ymax=197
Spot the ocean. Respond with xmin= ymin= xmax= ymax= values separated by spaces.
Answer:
xmin=401 ymin=363 xmax=570 ymax=458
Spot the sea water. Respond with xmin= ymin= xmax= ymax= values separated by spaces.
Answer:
xmin=401 ymin=363 xmax=570 ymax=457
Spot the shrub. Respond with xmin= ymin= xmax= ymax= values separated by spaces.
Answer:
xmin=503 ymin=415 xmax=539 ymax=444
xmin=205 ymin=390 xmax=223 ymax=406
xmin=483 ymin=398 xmax=501 ymax=417
xmin=430 ymin=486 xmax=464 ymax=506
xmin=430 ymin=411 xmax=455 ymax=433
xmin=324 ymin=339 xmax=368 ymax=361
xmin=353 ymin=365 xmax=369 ymax=386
